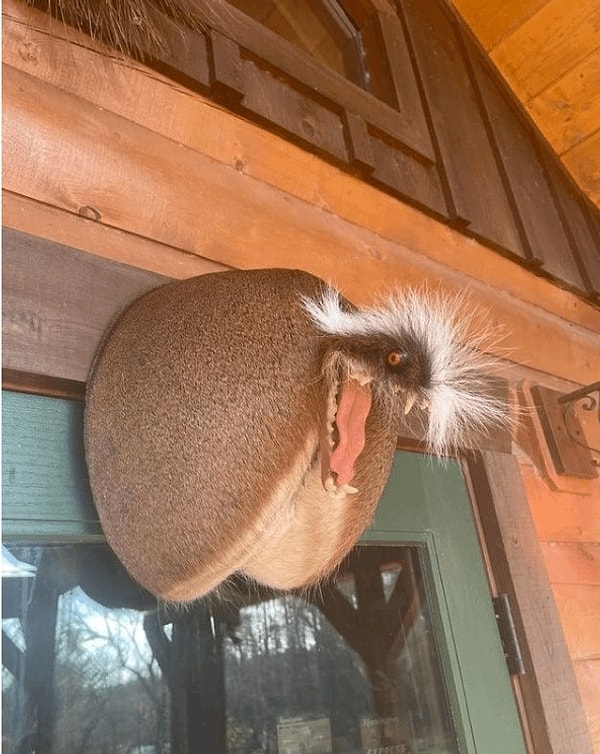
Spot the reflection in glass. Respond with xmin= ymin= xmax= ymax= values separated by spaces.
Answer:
xmin=2 ymin=543 xmax=458 ymax=753
xmin=226 ymin=0 xmax=369 ymax=91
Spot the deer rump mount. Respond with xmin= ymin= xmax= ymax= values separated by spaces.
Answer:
xmin=85 ymin=268 xmax=505 ymax=602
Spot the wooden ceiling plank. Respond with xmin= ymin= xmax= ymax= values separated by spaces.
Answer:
xmin=451 ymin=0 xmax=552 ymax=52
xmin=563 ymin=130 xmax=600 ymax=207
xmin=528 ymin=49 xmax=600 ymax=154
xmin=490 ymin=0 xmax=600 ymax=101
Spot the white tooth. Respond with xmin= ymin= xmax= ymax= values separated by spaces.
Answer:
xmin=404 ymin=392 xmax=417 ymax=415
xmin=357 ymin=375 xmax=372 ymax=387
xmin=324 ymin=476 xmax=337 ymax=493
xmin=342 ymin=484 xmax=359 ymax=494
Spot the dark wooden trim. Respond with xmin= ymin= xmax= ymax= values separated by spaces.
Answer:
xmin=344 ymin=110 xmax=376 ymax=172
xmin=465 ymin=451 xmax=594 ymax=754
xmin=203 ymin=0 xmax=436 ymax=157
xmin=400 ymin=0 xmax=527 ymax=254
xmin=151 ymin=23 xmax=212 ymax=90
xmin=2 ymin=370 xmax=86 ymax=401
xmin=2 ymin=228 xmax=168 ymax=384
xmin=469 ymin=61 xmax=588 ymax=292
xmin=210 ymin=29 xmax=244 ymax=105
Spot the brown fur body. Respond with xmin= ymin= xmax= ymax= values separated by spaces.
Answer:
xmin=85 ymin=269 xmax=400 ymax=601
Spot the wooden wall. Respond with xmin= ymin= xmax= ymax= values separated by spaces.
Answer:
xmin=521 ymin=461 xmax=600 ymax=752
xmin=18 ymin=0 xmax=600 ymax=303
xmin=3 ymin=1 xmax=600 ymax=750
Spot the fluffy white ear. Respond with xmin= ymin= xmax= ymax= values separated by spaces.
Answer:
xmin=302 ymin=286 xmax=509 ymax=457
xmin=300 ymin=287 xmax=354 ymax=335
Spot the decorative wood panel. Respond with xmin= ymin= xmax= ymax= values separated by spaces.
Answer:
xmin=400 ymin=0 xmax=526 ymax=254
xmin=470 ymin=57 xmax=590 ymax=292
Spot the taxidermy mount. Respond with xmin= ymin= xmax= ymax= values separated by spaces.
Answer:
xmin=85 ymin=268 xmax=506 ymax=602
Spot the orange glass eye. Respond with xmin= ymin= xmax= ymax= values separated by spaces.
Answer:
xmin=387 ymin=351 xmax=408 ymax=368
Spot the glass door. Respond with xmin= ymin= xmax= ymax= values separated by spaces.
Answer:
xmin=3 ymin=393 xmax=527 ymax=753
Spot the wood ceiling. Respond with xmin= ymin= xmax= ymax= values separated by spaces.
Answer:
xmin=450 ymin=0 xmax=600 ymax=211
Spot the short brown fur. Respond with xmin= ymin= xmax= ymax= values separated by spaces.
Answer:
xmin=85 ymin=269 xmax=401 ymax=601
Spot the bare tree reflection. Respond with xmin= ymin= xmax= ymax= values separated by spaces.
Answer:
xmin=3 ymin=543 xmax=457 ymax=754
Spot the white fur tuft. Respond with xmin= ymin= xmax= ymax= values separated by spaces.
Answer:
xmin=302 ymin=286 xmax=508 ymax=457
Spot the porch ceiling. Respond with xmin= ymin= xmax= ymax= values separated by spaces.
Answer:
xmin=450 ymin=0 xmax=600 ymax=210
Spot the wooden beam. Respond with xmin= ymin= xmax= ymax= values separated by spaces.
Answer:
xmin=2 ymin=228 xmax=168 ymax=383
xmin=2 ymin=192 xmax=230 ymax=280
xmin=2 ymin=230 xmax=513 ymax=451
xmin=466 ymin=450 xmax=594 ymax=754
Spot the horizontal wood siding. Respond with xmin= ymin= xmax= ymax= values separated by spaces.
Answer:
xmin=14 ymin=0 xmax=600 ymax=301
xmin=2 ymin=228 xmax=168 ymax=384
xmin=521 ymin=459 xmax=600 ymax=754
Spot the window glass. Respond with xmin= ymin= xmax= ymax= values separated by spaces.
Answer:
xmin=226 ymin=0 xmax=369 ymax=89
xmin=2 ymin=543 xmax=458 ymax=753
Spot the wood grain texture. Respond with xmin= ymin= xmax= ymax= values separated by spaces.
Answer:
xmin=545 ymin=163 xmax=600 ymax=295
xmin=452 ymin=0 xmax=600 ymax=212
xmin=551 ymin=583 xmax=600 ymax=661
xmin=240 ymin=56 xmax=349 ymax=161
xmin=3 ymin=65 xmax=600 ymax=387
xmin=451 ymin=0 xmax=551 ymax=51
xmin=541 ymin=542 xmax=600 ymax=587
xmin=401 ymin=0 xmax=526 ymax=252
xmin=3 ymin=4 xmax=600 ymax=331
xmin=2 ymin=192 xmax=230 ymax=279
xmin=520 ymin=463 xmax=600 ymax=543
xmin=2 ymin=228 xmax=167 ymax=383
xmin=528 ymin=49 xmax=600 ymax=154
xmin=564 ymin=130 xmax=600 ymax=208
xmin=574 ymin=661 xmax=600 ymax=752
xmin=467 ymin=450 xmax=594 ymax=754
xmin=489 ymin=0 xmax=600 ymax=101
xmin=472 ymin=59 xmax=588 ymax=290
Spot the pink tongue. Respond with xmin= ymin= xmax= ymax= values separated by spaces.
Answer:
xmin=329 ymin=378 xmax=372 ymax=486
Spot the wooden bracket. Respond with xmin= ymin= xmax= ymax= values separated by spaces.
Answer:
xmin=530 ymin=384 xmax=599 ymax=479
